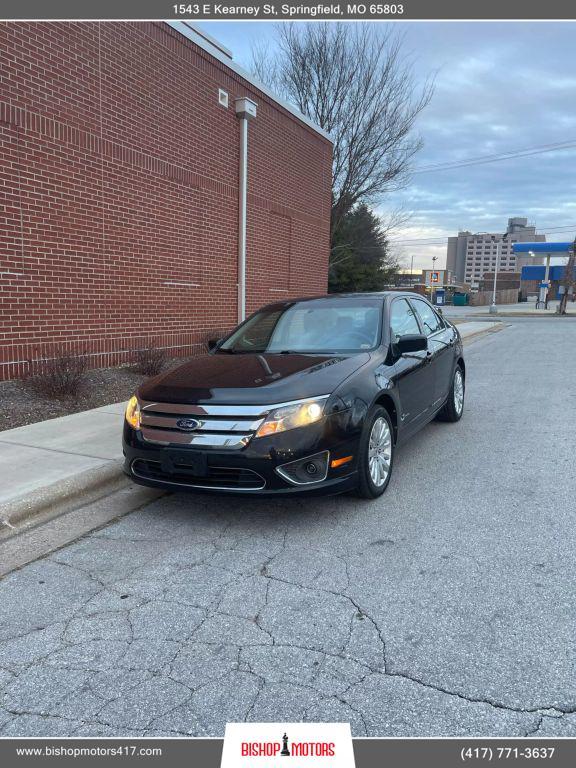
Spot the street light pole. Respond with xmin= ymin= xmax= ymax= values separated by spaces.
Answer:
xmin=431 ymin=255 xmax=438 ymax=304
xmin=489 ymin=232 xmax=508 ymax=315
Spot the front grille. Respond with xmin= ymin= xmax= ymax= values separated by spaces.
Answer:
xmin=132 ymin=459 xmax=266 ymax=490
xmin=139 ymin=400 xmax=268 ymax=450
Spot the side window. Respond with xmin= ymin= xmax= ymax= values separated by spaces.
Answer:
xmin=412 ymin=299 xmax=443 ymax=336
xmin=389 ymin=299 xmax=421 ymax=341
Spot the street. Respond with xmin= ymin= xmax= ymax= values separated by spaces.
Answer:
xmin=1 ymin=318 xmax=575 ymax=737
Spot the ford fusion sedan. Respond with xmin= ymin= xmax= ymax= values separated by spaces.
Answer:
xmin=123 ymin=293 xmax=465 ymax=499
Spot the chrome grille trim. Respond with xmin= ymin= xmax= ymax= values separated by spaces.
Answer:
xmin=138 ymin=395 xmax=331 ymax=450
xmin=139 ymin=430 xmax=251 ymax=449
xmin=139 ymin=395 xmax=331 ymax=417
xmin=140 ymin=400 xmax=274 ymax=417
xmin=140 ymin=413 xmax=264 ymax=433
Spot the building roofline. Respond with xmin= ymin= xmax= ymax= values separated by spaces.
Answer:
xmin=166 ymin=21 xmax=333 ymax=143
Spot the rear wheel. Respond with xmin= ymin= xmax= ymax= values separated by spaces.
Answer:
xmin=436 ymin=365 xmax=465 ymax=422
xmin=356 ymin=406 xmax=394 ymax=499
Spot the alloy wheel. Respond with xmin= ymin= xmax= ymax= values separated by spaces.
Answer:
xmin=368 ymin=416 xmax=392 ymax=487
xmin=453 ymin=368 xmax=464 ymax=415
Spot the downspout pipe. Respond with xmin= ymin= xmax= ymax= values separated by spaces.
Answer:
xmin=234 ymin=98 xmax=257 ymax=323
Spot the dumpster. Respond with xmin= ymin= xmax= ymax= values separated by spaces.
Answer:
xmin=453 ymin=292 xmax=469 ymax=306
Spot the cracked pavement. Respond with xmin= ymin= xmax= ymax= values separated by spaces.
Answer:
xmin=1 ymin=318 xmax=575 ymax=737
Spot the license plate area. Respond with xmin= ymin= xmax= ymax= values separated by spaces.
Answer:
xmin=161 ymin=449 xmax=208 ymax=477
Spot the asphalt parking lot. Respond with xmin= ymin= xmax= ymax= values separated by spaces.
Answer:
xmin=1 ymin=318 xmax=575 ymax=737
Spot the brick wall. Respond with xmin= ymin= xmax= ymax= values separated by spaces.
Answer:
xmin=0 ymin=22 xmax=332 ymax=380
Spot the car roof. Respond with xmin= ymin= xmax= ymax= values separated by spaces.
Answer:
xmin=258 ymin=292 xmax=425 ymax=312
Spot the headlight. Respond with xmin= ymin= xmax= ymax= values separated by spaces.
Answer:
xmin=255 ymin=396 xmax=329 ymax=438
xmin=125 ymin=395 xmax=141 ymax=429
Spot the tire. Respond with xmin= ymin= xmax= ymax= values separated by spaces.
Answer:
xmin=355 ymin=406 xmax=395 ymax=499
xmin=436 ymin=364 xmax=465 ymax=422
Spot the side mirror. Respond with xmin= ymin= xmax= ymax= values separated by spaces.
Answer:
xmin=207 ymin=338 xmax=222 ymax=352
xmin=396 ymin=334 xmax=428 ymax=354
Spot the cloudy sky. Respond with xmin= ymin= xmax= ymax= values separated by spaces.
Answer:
xmin=199 ymin=21 xmax=576 ymax=270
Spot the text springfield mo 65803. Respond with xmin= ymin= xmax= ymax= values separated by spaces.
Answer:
xmin=172 ymin=4 xmax=405 ymax=17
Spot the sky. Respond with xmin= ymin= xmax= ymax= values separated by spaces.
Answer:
xmin=199 ymin=21 xmax=576 ymax=270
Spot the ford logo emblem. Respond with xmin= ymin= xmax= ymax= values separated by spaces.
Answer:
xmin=176 ymin=418 xmax=201 ymax=432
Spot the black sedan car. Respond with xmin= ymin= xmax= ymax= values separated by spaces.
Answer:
xmin=123 ymin=293 xmax=464 ymax=499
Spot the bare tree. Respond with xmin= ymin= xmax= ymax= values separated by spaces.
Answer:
xmin=252 ymin=23 xmax=433 ymax=238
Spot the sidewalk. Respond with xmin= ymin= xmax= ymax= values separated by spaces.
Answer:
xmin=0 ymin=321 xmax=501 ymax=531
xmin=0 ymin=402 xmax=129 ymax=528
xmin=444 ymin=299 xmax=576 ymax=318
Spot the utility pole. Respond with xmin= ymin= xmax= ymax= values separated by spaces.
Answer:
xmin=489 ymin=232 xmax=508 ymax=315
xmin=557 ymin=238 xmax=576 ymax=315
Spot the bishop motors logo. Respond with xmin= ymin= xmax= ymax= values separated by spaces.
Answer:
xmin=221 ymin=723 xmax=354 ymax=768
xmin=241 ymin=732 xmax=336 ymax=758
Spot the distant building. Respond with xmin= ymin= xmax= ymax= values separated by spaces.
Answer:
xmin=422 ymin=269 xmax=456 ymax=287
xmin=393 ymin=272 xmax=422 ymax=288
xmin=446 ymin=218 xmax=545 ymax=290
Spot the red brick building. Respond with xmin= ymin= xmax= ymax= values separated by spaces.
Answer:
xmin=0 ymin=21 xmax=332 ymax=381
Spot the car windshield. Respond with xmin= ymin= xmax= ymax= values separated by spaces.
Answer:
xmin=218 ymin=299 xmax=383 ymax=354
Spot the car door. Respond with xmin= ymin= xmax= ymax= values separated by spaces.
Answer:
xmin=410 ymin=297 xmax=455 ymax=410
xmin=387 ymin=297 xmax=435 ymax=435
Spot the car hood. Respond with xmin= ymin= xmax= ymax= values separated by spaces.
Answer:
xmin=138 ymin=352 xmax=370 ymax=405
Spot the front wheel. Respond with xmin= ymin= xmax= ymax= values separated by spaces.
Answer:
xmin=436 ymin=365 xmax=465 ymax=422
xmin=355 ymin=406 xmax=394 ymax=499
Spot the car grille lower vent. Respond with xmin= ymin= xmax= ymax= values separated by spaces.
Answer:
xmin=132 ymin=459 xmax=266 ymax=490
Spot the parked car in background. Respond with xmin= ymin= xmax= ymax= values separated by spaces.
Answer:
xmin=123 ymin=293 xmax=464 ymax=499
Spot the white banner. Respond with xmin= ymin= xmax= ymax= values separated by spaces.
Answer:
xmin=221 ymin=723 xmax=355 ymax=768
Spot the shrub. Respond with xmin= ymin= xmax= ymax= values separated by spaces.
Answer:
xmin=132 ymin=346 xmax=168 ymax=376
xmin=26 ymin=351 xmax=88 ymax=400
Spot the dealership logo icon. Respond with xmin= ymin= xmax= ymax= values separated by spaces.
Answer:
xmin=281 ymin=733 xmax=290 ymax=757
xmin=176 ymin=417 xmax=201 ymax=431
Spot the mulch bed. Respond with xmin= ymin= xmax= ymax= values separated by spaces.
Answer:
xmin=0 ymin=361 xmax=184 ymax=432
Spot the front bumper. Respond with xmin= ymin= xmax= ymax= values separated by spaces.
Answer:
xmin=122 ymin=414 xmax=359 ymax=497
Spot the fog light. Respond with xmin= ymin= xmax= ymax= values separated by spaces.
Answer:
xmin=276 ymin=451 xmax=329 ymax=486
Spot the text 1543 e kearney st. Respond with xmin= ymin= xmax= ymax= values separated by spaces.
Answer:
xmin=173 ymin=4 xmax=347 ymax=16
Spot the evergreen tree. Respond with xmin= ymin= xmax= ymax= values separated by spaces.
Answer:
xmin=329 ymin=204 xmax=399 ymax=293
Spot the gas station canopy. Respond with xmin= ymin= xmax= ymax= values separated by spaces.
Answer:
xmin=513 ymin=242 xmax=573 ymax=257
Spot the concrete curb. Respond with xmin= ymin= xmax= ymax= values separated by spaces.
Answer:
xmin=1 ymin=460 xmax=131 ymax=533
xmin=0 ymin=461 xmax=124 ymax=526
xmin=461 ymin=323 xmax=505 ymax=345
xmin=474 ymin=312 xmax=576 ymax=319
